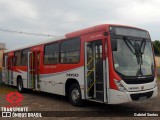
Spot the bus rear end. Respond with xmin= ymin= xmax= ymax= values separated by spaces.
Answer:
xmin=108 ymin=26 xmax=158 ymax=104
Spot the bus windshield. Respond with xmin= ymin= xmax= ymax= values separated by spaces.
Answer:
xmin=111 ymin=27 xmax=155 ymax=77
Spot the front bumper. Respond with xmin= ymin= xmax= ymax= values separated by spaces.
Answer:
xmin=108 ymin=86 xmax=158 ymax=104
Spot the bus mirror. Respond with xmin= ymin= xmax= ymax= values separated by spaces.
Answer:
xmin=111 ymin=39 xmax=117 ymax=51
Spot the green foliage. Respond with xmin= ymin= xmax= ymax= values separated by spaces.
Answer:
xmin=153 ymin=40 xmax=160 ymax=55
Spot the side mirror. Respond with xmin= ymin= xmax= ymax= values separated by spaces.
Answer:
xmin=111 ymin=39 xmax=117 ymax=51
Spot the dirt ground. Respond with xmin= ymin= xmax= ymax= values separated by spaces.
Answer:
xmin=0 ymin=81 xmax=160 ymax=120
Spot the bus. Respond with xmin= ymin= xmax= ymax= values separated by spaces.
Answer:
xmin=2 ymin=24 xmax=158 ymax=106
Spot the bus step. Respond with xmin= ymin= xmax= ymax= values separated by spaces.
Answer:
xmin=96 ymin=91 xmax=104 ymax=101
xmin=33 ymin=89 xmax=41 ymax=92
xmin=96 ymin=81 xmax=103 ymax=84
xmin=88 ymin=98 xmax=104 ymax=103
xmin=96 ymin=83 xmax=103 ymax=91
xmin=96 ymin=80 xmax=103 ymax=83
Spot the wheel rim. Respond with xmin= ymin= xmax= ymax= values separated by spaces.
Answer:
xmin=18 ymin=82 xmax=22 ymax=91
xmin=71 ymin=88 xmax=80 ymax=102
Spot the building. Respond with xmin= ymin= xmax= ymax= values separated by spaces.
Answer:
xmin=0 ymin=43 xmax=6 ymax=50
xmin=0 ymin=43 xmax=6 ymax=69
xmin=0 ymin=43 xmax=6 ymax=83
xmin=0 ymin=50 xmax=3 ymax=70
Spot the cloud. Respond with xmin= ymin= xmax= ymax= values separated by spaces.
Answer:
xmin=114 ymin=0 xmax=160 ymax=24
xmin=0 ymin=0 xmax=159 ymax=49
xmin=0 ymin=0 xmax=38 ymax=20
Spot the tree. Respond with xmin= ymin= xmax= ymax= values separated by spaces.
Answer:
xmin=153 ymin=40 xmax=160 ymax=55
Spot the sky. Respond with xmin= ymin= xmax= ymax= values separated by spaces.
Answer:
xmin=0 ymin=0 xmax=160 ymax=49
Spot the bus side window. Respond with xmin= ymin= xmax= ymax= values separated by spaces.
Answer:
xmin=14 ymin=51 xmax=21 ymax=66
xmin=44 ymin=42 xmax=59 ymax=65
xmin=13 ymin=57 xmax=17 ymax=66
xmin=21 ymin=49 xmax=30 ymax=66
xmin=60 ymin=38 xmax=80 ymax=64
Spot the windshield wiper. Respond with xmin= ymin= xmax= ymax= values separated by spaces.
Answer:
xmin=123 ymin=37 xmax=146 ymax=65
xmin=123 ymin=37 xmax=135 ymax=55
xmin=123 ymin=37 xmax=146 ymax=76
xmin=140 ymin=38 xmax=146 ymax=54
xmin=134 ymin=42 xmax=143 ymax=65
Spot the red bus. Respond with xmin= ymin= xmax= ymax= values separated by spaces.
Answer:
xmin=2 ymin=24 xmax=158 ymax=106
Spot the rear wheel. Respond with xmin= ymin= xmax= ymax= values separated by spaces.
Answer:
xmin=17 ymin=78 xmax=24 ymax=93
xmin=69 ymin=83 xmax=83 ymax=107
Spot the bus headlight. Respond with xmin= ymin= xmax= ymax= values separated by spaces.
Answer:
xmin=154 ymin=82 xmax=157 ymax=88
xmin=114 ymin=80 xmax=127 ymax=92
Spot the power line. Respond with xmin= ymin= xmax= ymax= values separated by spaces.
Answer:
xmin=0 ymin=28 xmax=56 ymax=37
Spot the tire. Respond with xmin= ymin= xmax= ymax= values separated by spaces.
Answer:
xmin=69 ymin=83 xmax=83 ymax=107
xmin=17 ymin=78 xmax=24 ymax=93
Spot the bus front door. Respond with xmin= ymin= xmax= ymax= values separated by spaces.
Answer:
xmin=28 ymin=51 xmax=40 ymax=90
xmin=85 ymin=40 xmax=107 ymax=103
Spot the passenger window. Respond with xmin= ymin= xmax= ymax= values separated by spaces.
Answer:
xmin=21 ymin=49 xmax=30 ymax=66
xmin=14 ymin=51 xmax=21 ymax=66
xmin=44 ymin=42 xmax=59 ymax=64
xmin=60 ymin=38 xmax=80 ymax=64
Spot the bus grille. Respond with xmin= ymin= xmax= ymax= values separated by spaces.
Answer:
xmin=123 ymin=77 xmax=154 ymax=84
xmin=130 ymin=91 xmax=153 ymax=101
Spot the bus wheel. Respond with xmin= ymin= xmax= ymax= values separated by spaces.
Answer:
xmin=69 ymin=83 xmax=83 ymax=107
xmin=17 ymin=78 xmax=24 ymax=93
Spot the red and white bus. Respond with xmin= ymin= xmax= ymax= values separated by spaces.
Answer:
xmin=2 ymin=24 xmax=158 ymax=106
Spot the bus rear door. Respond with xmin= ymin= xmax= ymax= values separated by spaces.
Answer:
xmin=27 ymin=50 xmax=40 ymax=90
xmin=4 ymin=55 xmax=9 ymax=84
xmin=8 ymin=56 xmax=13 ymax=85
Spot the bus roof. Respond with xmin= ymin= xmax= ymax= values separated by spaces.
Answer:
xmin=5 ymin=36 xmax=66 ymax=53
xmin=5 ymin=24 xmax=146 ymax=53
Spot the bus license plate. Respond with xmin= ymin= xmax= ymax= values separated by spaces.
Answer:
xmin=138 ymin=96 xmax=147 ymax=101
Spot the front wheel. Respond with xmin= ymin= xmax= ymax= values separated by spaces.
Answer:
xmin=69 ymin=83 xmax=83 ymax=107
